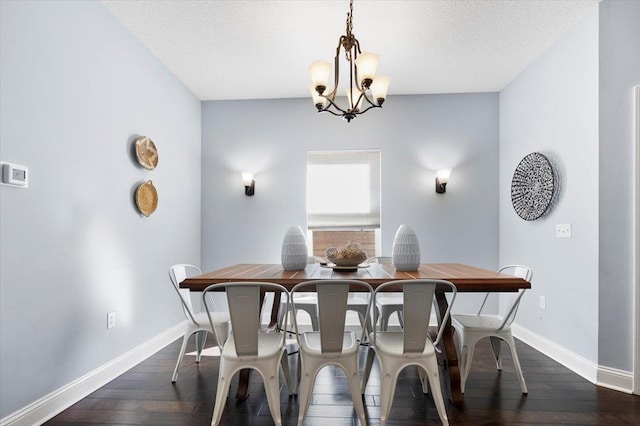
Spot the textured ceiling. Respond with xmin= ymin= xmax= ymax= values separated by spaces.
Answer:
xmin=101 ymin=0 xmax=599 ymax=101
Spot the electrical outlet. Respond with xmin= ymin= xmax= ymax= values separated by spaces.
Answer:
xmin=107 ymin=312 xmax=116 ymax=329
xmin=539 ymin=296 xmax=546 ymax=310
xmin=556 ymin=223 xmax=572 ymax=238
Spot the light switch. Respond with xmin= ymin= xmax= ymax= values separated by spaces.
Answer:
xmin=556 ymin=223 xmax=572 ymax=238
xmin=1 ymin=162 xmax=29 ymax=188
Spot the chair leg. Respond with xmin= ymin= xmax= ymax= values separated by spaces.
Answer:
xmin=378 ymin=362 xmax=398 ymax=426
xmin=195 ymin=330 xmax=208 ymax=363
xmin=344 ymin=358 xmax=367 ymax=425
xmin=261 ymin=360 xmax=284 ymax=426
xmin=279 ymin=348 xmax=294 ymax=396
xmin=361 ymin=346 xmax=376 ymax=393
xmin=506 ymin=335 xmax=528 ymax=394
xmin=210 ymin=360 xmax=233 ymax=426
xmin=489 ymin=336 xmax=502 ymax=370
xmin=297 ymin=361 xmax=317 ymax=426
xmin=397 ymin=310 xmax=404 ymax=329
xmin=172 ymin=332 xmax=190 ymax=383
xmin=417 ymin=367 xmax=429 ymax=394
xmin=459 ymin=339 xmax=477 ymax=394
xmin=422 ymin=359 xmax=449 ymax=426
xmin=295 ymin=352 xmax=301 ymax=396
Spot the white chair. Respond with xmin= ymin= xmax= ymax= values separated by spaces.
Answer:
xmin=292 ymin=257 xmax=372 ymax=336
xmin=366 ymin=257 xmax=404 ymax=330
xmin=291 ymin=279 xmax=373 ymax=426
xmin=452 ymin=264 xmax=532 ymax=394
xmin=362 ymin=279 xmax=457 ymax=426
xmin=202 ymin=282 xmax=294 ymax=426
xmin=288 ymin=256 xmax=326 ymax=330
xmin=168 ymin=264 xmax=230 ymax=383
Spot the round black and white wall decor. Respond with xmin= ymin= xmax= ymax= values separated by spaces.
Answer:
xmin=510 ymin=152 xmax=555 ymax=221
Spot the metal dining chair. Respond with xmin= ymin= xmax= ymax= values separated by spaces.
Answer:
xmin=291 ymin=279 xmax=373 ymax=426
xmin=202 ymin=282 xmax=294 ymax=426
xmin=452 ymin=264 xmax=532 ymax=394
xmin=168 ymin=264 xmax=230 ymax=383
xmin=362 ymin=279 xmax=457 ymax=426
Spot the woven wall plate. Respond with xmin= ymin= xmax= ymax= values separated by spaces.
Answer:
xmin=511 ymin=152 xmax=555 ymax=221
xmin=135 ymin=180 xmax=158 ymax=217
xmin=135 ymin=136 xmax=158 ymax=170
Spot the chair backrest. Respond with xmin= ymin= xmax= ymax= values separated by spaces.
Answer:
xmin=366 ymin=256 xmax=392 ymax=264
xmin=169 ymin=264 xmax=202 ymax=323
xmin=372 ymin=279 xmax=457 ymax=354
xmin=291 ymin=280 xmax=373 ymax=354
xmin=495 ymin=265 xmax=532 ymax=330
xmin=202 ymin=282 xmax=289 ymax=357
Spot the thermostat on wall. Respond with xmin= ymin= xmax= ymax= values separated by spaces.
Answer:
xmin=1 ymin=162 xmax=29 ymax=187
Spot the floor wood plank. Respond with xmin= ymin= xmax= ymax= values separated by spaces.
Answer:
xmin=45 ymin=337 xmax=640 ymax=425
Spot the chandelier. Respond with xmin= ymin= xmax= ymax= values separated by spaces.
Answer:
xmin=308 ymin=0 xmax=390 ymax=123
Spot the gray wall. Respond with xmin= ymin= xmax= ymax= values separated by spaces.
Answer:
xmin=201 ymin=94 xmax=500 ymax=312
xmin=499 ymin=7 xmax=600 ymax=361
xmin=598 ymin=0 xmax=640 ymax=371
xmin=0 ymin=1 xmax=201 ymax=417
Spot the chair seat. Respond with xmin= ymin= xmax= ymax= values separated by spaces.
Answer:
xmin=452 ymin=314 xmax=512 ymax=332
xmin=193 ymin=311 xmax=231 ymax=344
xmin=222 ymin=333 xmax=286 ymax=360
xmin=299 ymin=331 xmax=359 ymax=356
xmin=375 ymin=293 xmax=404 ymax=330
xmin=368 ymin=332 xmax=437 ymax=358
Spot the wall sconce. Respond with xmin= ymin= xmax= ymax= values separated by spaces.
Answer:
xmin=241 ymin=172 xmax=255 ymax=196
xmin=435 ymin=169 xmax=451 ymax=193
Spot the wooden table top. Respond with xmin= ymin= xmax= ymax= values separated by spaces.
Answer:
xmin=180 ymin=263 xmax=531 ymax=292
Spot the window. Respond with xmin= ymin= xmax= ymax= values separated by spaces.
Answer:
xmin=307 ymin=150 xmax=381 ymax=257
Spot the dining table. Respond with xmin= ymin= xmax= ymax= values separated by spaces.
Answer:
xmin=180 ymin=262 xmax=531 ymax=407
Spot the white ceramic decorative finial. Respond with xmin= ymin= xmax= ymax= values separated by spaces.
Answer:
xmin=281 ymin=226 xmax=309 ymax=271
xmin=391 ymin=224 xmax=421 ymax=271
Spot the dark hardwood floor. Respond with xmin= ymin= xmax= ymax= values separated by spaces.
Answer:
xmin=45 ymin=336 xmax=640 ymax=425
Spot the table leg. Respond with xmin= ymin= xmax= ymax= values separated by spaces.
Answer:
xmin=435 ymin=291 xmax=463 ymax=406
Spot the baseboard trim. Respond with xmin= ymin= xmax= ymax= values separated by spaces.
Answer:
xmin=597 ymin=365 xmax=634 ymax=394
xmin=0 ymin=323 xmax=185 ymax=426
xmin=512 ymin=323 xmax=633 ymax=393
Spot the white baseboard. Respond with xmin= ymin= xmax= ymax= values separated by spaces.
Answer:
xmin=597 ymin=365 xmax=634 ymax=394
xmin=512 ymin=323 xmax=633 ymax=394
xmin=0 ymin=323 xmax=185 ymax=426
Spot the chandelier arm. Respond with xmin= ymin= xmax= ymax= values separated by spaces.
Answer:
xmin=359 ymin=91 xmax=378 ymax=107
xmin=321 ymin=96 xmax=349 ymax=115
xmin=353 ymin=39 xmax=364 ymax=92
xmin=317 ymin=108 xmax=346 ymax=118
xmin=354 ymin=104 xmax=382 ymax=115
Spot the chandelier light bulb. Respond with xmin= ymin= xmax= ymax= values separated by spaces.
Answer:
xmin=309 ymin=61 xmax=332 ymax=94
xmin=371 ymin=75 xmax=391 ymax=105
xmin=354 ymin=52 xmax=379 ymax=88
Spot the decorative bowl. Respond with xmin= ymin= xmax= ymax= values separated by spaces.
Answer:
xmin=326 ymin=242 xmax=367 ymax=267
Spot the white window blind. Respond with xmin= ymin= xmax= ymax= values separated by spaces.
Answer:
xmin=307 ymin=150 xmax=381 ymax=230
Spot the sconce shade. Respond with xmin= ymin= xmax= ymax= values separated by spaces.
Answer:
xmin=436 ymin=169 xmax=451 ymax=194
xmin=242 ymin=172 xmax=255 ymax=196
